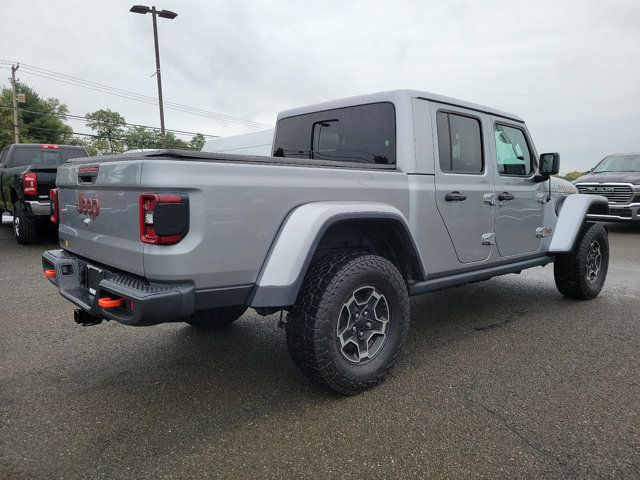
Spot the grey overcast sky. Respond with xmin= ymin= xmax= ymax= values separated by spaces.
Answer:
xmin=2 ymin=0 xmax=639 ymax=172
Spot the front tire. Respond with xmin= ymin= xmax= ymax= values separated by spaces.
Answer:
xmin=185 ymin=305 xmax=247 ymax=329
xmin=286 ymin=252 xmax=410 ymax=395
xmin=554 ymin=223 xmax=609 ymax=300
xmin=13 ymin=202 xmax=38 ymax=245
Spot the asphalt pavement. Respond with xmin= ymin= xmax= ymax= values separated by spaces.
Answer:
xmin=1 ymin=213 xmax=639 ymax=479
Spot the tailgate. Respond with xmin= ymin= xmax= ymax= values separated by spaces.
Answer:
xmin=56 ymin=158 xmax=145 ymax=276
xmin=30 ymin=165 xmax=58 ymax=198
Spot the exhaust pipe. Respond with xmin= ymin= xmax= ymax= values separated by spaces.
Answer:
xmin=74 ymin=309 xmax=103 ymax=326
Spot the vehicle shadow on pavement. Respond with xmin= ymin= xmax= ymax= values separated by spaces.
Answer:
xmin=49 ymin=270 xmax=562 ymax=408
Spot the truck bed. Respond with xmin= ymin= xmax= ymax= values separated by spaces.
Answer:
xmin=57 ymin=150 xmax=410 ymax=289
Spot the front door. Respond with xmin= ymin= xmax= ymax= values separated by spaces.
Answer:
xmin=489 ymin=119 xmax=545 ymax=256
xmin=432 ymin=104 xmax=494 ymax=264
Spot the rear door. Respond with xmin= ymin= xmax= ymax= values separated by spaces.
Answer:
xmin=431 ymin=103 xmax=495 ymax=263
xmin=488 ymin=118 xmax=544 ymax=256
xmin=57 ymin=158 xmax=146 ymax=276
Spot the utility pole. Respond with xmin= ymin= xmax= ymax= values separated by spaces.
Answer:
xmin=10 ymin=64 xmax=19 ymax=144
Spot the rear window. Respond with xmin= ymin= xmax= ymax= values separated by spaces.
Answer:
xmin=11 ymin=146 xmax=87 ymax=167
xmin=273 ymin=102 xmax=396 ymax=165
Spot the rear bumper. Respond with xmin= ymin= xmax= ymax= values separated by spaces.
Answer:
xmin=42 ymin=249 xmax=196 ymax=326
xmin=25 ymin=199 xmax=51 ymax=217
xmin=587 ymin=203 xmax=640 ymax=222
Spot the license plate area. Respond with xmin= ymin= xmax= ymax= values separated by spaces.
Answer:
xmin=86 ymin=264 xmax=108 ymax=296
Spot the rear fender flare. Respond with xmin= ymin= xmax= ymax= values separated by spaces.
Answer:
xmin=249 ymin=201 xmax=422 ymax=308
xmin=549 ymin=194 xmax=609 ymax=253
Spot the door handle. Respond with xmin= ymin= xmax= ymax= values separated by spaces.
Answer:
xmin=445 ymin=191 xmax=467 ymax=202
xmin=498 ymin=192 xmax=515 ymax=201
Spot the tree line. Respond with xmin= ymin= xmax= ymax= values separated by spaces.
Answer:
xmin=0 ymin=82 xmax=206 ymax=155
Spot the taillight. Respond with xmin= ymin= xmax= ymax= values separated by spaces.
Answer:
xmin=50 ymin=188 xmax=59 ymax=223
xmin=23 ymin=172 xmax=38 ymax=196
xmin=139 ymin=193 xmax=189 ymax=245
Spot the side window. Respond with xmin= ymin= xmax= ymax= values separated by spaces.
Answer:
xmin=0 ymin=147 xmax=7 ymax=166
xmin=436 ymin=111 xmax=483 ymax=174
xmin=494 ymin=124 xmax=533 ymax=176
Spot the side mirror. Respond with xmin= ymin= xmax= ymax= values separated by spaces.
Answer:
xmin=539 ymin=152 xmax=560 ymax=175
xmin=534 ymin=152 xmax=560 ymax=182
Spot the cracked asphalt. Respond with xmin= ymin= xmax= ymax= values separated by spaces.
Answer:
xmin=1 ymin=213 xmax=639 ymax=479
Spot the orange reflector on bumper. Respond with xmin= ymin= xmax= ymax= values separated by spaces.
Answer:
xmin=44 ymin=269 xmax=56 ymax=278
xmin=98 ymin=297 xmax=125 ymax=309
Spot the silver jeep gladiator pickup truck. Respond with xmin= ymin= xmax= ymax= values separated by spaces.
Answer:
xmin=43 ymin=90 xmax=610 ymax=394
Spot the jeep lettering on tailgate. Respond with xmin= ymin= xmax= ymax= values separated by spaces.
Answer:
xmin=76 ymin=192 xmax=100 ymax=219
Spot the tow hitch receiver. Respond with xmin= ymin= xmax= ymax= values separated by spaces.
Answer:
xmin=74 ymin=309 xmax=102 ymax=327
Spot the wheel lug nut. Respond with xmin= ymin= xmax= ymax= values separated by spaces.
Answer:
xmin=352 ymin=326 xmax=357 ymax=333
xmin=355 ymin=313 xmax=359 ymax=318
xmin=358 ymin=331 xmax=364 ymax=338
xmin=366 ymin=321 xmax=372 ymax=328
xmin=364 ymin=310 xmax=368 ymax=316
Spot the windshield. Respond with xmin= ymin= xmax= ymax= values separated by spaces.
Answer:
xmin=11 ymin=146 xmax=87 ymax=167
xmin=592 ymin=154 xmax=640 ymax=173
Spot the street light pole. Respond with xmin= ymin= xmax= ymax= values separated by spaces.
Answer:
xmin=150 ymin=7 xmax=166 ymax=144
xmin=130 ymin=5 xmax=177 ymax=147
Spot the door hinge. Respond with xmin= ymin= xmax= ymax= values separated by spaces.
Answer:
xmin=482 ymin=233 xmax=496 ymax=245
xmin=483 ymin=193 xmax=496 ymax=206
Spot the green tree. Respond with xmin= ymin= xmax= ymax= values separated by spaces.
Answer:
xmin=189 ymin=133 xmax=205 ymax=151
xmin=0 ymin=82 xmax=74 ymax=150
xmin=162 ymin=131 xmax=190 ymax=149
xmin=123 ymin=125 xmax=162 ymax=150
xmin=0 ymin=97 xmax=13 ymax=149
xmin=85 ymin=109 xmax=126 ymax=154
xmin=122 ymin=127 xmax=204 ymax=151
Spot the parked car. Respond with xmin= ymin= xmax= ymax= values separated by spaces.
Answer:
xmin=42 ymin=90 xmax=609 ymax=394
xmin=0 ymin=144 xmax=90 ymax=243
xmin=573 ymin=153 xmax=640 ymax=222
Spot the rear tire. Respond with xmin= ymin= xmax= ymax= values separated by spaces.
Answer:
xmin=554 ymin=223 xmax=609 ymax=300
xmin=13 ymin=202 xmax=38 ymax=244
xmin=185 ymin=305 xmax=247 ymax=329
xmin=286 ymin=252 xmax=410 ymax=395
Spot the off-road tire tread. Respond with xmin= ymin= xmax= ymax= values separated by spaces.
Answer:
xmin=286 ymin=252 xmax=409 ymax=395
xmin=554 ymin=223 xmax=608 ymax=300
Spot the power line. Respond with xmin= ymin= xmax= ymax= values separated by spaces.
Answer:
xmin=0 ymin=105 xmax=219 ymax=138
xmin=18 ymin=62 xmax=273 ymax=127
xmin=0 ymin=60 xmax=273 ymax=129
xmin=20 ymin=67 xmax=270 ymax=128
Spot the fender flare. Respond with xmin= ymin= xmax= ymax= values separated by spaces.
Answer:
xmin=249 ymin=201 xmax=423 ymax=308
xmin=549 ymin=194 xmax=609 ymax=253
